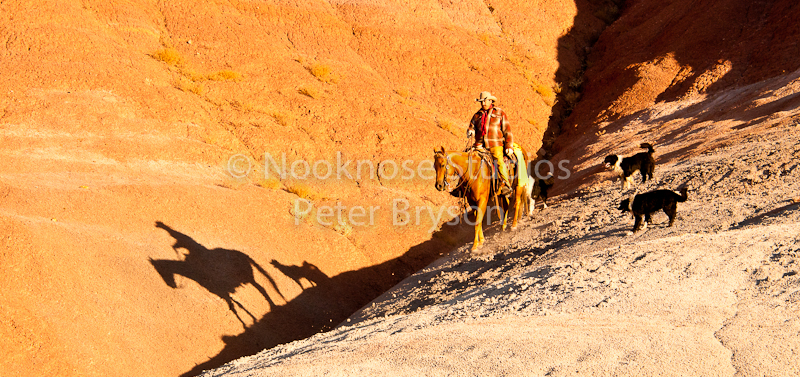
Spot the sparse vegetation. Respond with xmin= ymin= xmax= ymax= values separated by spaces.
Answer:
xmin=298 ymin=85 xmax=319 ymax=99
xmin=151 ymin=45 xmax=243 ymax=97
xmin=270 ymin=110 xmax=294 ymax=127
xmin=283 ymin=182 xmax=318 ymax=201
xmin=568 ymin=76 xmax=584 ymax=90
xmin=332 ymin=220 xmax=353 ymax=238
xmin=151 ymin=48 xmax=184 ymax=67
xmin=309 ymin=62 xmax=339 ymax=84
xmin=229 ymin=100 xmax=254 ymax=112
xmin=535 ymin=82 xmax=557 ymax=106
xmin=258 ymin=177 xmax=282 ymax=190
xmin=245 ymin=104 xmax=297 ymax=127
xmin=395 ymin=88 xmax=411 ymax=98
xmin=217 ymin=178 xmax=247 ymax=190
xmin=174 ymin=76 xmax=204 ymax=95
xmin=505 ymin=53 xmax=560 ymax=107
xmin=208 ymin=70 xmax=242 ymax=82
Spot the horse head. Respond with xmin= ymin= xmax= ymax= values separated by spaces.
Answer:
xmin=433 ymin=146 xmax=448 ymax=191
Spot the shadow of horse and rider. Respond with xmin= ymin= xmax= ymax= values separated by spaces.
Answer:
xmin=150 ymin=220 xmax=459 ymax=377
xmin=149 ymin=221 xmax=328 ymax=327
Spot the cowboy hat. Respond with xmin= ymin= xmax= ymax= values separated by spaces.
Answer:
xmin=475 ymin=91 xmax=497 ymax=102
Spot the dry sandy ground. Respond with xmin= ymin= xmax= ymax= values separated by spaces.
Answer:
xmin=2 ymin=2 xmax=797 ymax=376
xmin=197 ymin=70 xmax=800 ymax=376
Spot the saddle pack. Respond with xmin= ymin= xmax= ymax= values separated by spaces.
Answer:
xmin=466 ymin=145 xmax=522 ymax=190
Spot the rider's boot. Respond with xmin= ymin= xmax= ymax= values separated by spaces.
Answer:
xmin=499 ymin=179 xmax=513 ymax=196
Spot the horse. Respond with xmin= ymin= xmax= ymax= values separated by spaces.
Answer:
xmin=433 ymin=145 xmax=530 ymax=250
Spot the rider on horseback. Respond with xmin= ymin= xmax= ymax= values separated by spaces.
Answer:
xmin=466 ymin=91 xmax=515 ymax=196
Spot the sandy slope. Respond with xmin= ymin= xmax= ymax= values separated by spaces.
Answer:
xmin=2 ymin=2 xmax=799 ymax=376
xmin=197 ymin=75 xmax=800 ymax=376
xmin=1 ymin=1 xmax=608 ymax=374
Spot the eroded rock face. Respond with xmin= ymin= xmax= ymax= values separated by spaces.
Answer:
xmin=2 ymin=0 xmax=796 ymax=376
xmin=0 ymin=1 xmax=612 ymax=376
xmin=556 ymin=0 xmax=800 ymax=150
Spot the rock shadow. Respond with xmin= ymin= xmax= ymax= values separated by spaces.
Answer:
xmin=732 ymin=201 xmax=800 ymax=230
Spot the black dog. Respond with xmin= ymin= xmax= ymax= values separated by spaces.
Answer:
xmin=618 ymin=187 xmax=688 ymax=232
xmin=603 ymin=143 xmax=656 ymax=190
xmin=524 ymin=168 xmax=555 ymax=216
xmin=531 ymin=176 xmax=554 ymax=210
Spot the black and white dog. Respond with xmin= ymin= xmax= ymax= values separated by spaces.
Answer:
xmin=526 ymin=175 xmax=554 ymax=216
xmin=618 ymin=187 xmax=688 ymax=233
xmin=603 ymin=143 xmax=656 ymax=190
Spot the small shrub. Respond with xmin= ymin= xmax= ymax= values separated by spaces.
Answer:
xmin=229 ymin=100 xmax=254 ymax=112
xmin=259 ymin=177 xmax=282 ymax=190
xmin=332 ymin=221 xmax=353 ymax=238
xmin=284 ymin=182 xmax=318 ymax=200
xmin=152 ymin=48 xmax=184 ymax=67
xmin=535 ymin=82 xmax=554 ymax=98
xmin=395 ymin=88 xmax=411 ymax=98
xmin=309 ymin=63 xmax=338 ymax=84
xmin=217 ymin=179 xmax=247 ymax=190
xmin=185 ymin=69 xmax=206 ymax=82
xmin=535 ymin=82 xmax=556 ymax=106
xmin=568 ymin=76 xmax=584 ymax=90
xmin=298 ymin=86 xmax=319 ymax=99
xmin=310 ymin=64 xmax=330 ymax=78
xmin=270 ymin=110 xmax=294 ymax=127
xmin=208 ymin=70 xmax=242 ymax=82
xmin=175 ymin=76 xmax=204 ymax=95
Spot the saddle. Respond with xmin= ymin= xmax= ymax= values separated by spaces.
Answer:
xmin=465 ymin=145 xmax=518 ymax=193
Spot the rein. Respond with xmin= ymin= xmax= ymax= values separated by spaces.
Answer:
xmin=439 ymin=152 xmax=468 ymax=192
xmin=438 ymin=151 xmax=475 ymax=210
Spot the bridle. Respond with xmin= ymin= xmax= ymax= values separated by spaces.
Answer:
xmin=436 ymin=151 xmax=468 ymax=191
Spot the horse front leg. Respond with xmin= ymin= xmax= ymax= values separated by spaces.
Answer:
xmin=472 ymin=198 xmax=488 ymax=250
